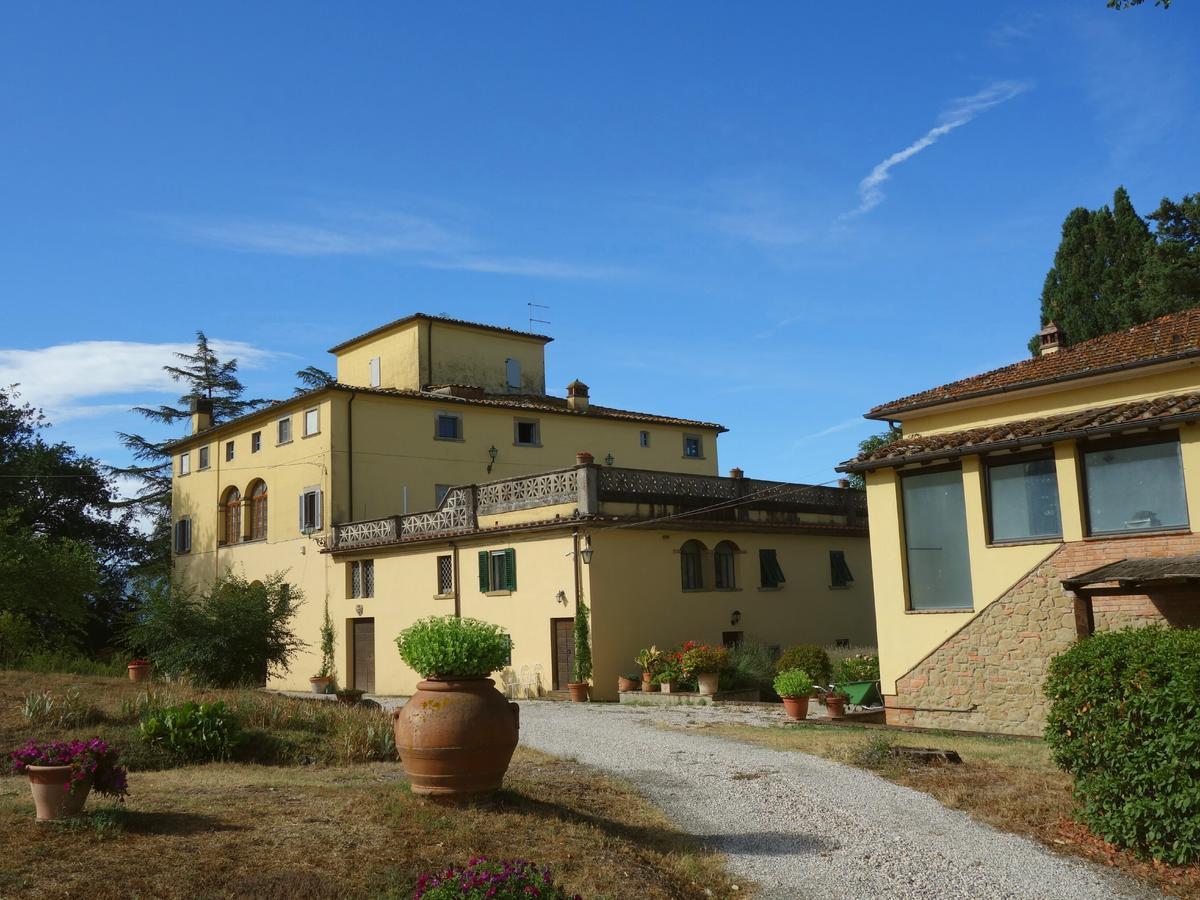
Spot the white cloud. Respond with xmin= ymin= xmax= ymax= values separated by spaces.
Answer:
xmin=842 ymin=80 xmax=1032 ymax=220
xmin=0 ymin=339 xmax=279 ymax=424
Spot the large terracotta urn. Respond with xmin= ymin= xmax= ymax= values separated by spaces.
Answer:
xmin=697 ymin=672 xmax=720 ymax=696
xmin=127 ymin=661 xmax=151 ymax=683
xmin=26 ymin=766 xmax=91 ymax=820
xmin=392 ymin=677 xmax=519 ymax=800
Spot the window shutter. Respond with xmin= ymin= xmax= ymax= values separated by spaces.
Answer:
xmin=314 ymin=490 xmax=323 ymax=530
xmin=185 ymin=518 xmax=191 ymax=552
xmin=299 ymin=493 xmax=306 ymax=531
xmin=504 ymin=548 xmax=517 ymax=591
xmin=478 ymin=551 xmax=490 ymax=592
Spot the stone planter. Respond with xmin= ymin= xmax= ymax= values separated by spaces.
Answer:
xmin=309 ymin=676 xmax=335 ymax=694
xmin=393 ymin=677 xmax=519 ymax=800
xmin=26 ymin=766 xmax=91 ymax=821
xmin=617 ymin=676 xmax=639 ymax=692
xmin=336 ymin=689 xmax=365 ymax=706
xmin=567 ymin=682 xmax=590 ymax=702
xmin=659 ymin=681 xmax=678 ymax=693
xmin=127 ymin=662 xmax=151 ymax=683
xmin=696 ymin=672 xmax=720 ymax=696
xmin=782 ymin=696 xmax=810 ymax=721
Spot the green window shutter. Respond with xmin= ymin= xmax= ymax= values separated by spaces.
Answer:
xmin=503 ymin=548 xmax=517 ymax=591
xmin=478 ymin=551 xmax=490 ymax=592
xmin=760 ymin=549 xmax=785 ymax=588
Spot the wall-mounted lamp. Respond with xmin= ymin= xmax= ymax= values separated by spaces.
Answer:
xmin=487 ymin=445 xmax=498 ymax=473
xmin=555 ymin=590 xmax=568 ymax=606
xmin=580 ymin=535 xmax=594 ymax=565
xmin=730 ymin=609 xmax=741 ymax=626
xmin=604 ymin=453 xmax=615 ymax=466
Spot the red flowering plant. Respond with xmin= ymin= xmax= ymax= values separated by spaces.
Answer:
xmin=679 ymin=643 xmax=728 ymax=676
xmin=414 ymin=856 xmax=580 ymax=899
xmin=9 ymin=738 xmax=129 ymax=799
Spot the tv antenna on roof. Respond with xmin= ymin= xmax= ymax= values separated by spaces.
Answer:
xmin=528 ymin=302 xmax=551 ymax=333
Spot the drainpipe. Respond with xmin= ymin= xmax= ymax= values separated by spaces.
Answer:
xmin=347 ymin=391 xmax=357 ymax=520
xmin=572 ymin=529 xmax=583 ymax=609
xmin=450 ymin=540 xmax=461 ymax=618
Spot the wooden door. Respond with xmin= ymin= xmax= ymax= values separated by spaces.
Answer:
xmin=551 ymin=618 xmax=575 ymax=690
xmin=353 ymin=618 xmax=375 ymax=693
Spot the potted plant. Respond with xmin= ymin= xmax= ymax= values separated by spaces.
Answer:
xmin=823 ymin=687 xmax=849 ymax=719
xmin=655 ymin=658 xmax=683 ymax=693
xmin=567 ymin=599 xmax=592 ymax=703
xmin=9 ymin=738 xmax=128 ymax=821
xmin=335 ymin=688 xmax=365 ymax=706
xmin=618 ymin=673 xmax=640 ymax=692
xmin=681 ymin=644 xmax=728 ymax=696
xmin=392 ymin=616 xmax=519 ymax=800
xmin=635 ymin=646 xmax=664 ymax=691
xmin=774 ymin=668 xmax=813 ymax=721
xmin=310 ymin=599 xmax=337 ymax=694
xmin=127 ymin=659 xmax=152 ymax=682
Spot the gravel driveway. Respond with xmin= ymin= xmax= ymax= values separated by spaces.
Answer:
xmin=515 ymin=701 xmax=1152 ymax=900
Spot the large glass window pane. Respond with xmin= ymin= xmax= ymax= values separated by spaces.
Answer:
xmin=1084 ymin=439 xmax=1188 ymax=534
xmin=902 ymin=468 xmax=974 ymax=610
xmin=988 ymin=457 xmax=1062 ymax=542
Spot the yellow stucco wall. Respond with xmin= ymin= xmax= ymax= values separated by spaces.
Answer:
xmin=335 ymin=322 xmax=421 ymax=391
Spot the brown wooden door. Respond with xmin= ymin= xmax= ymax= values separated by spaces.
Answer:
xmin=552 ymin=618 xmax=575 ymax=690
xmin=353 ymin=619 xmax=375 ymax=693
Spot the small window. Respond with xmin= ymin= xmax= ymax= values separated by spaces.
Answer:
xmin=830 ymin=550 xmax=854 ymax=588
xmin=179 ymin=453 xmax=190 ymax=476
xmin=714 ymin=541 xmax=738 ymax=589
xmin=759 ymin=549 xmax=785 ymax=588
xmin=304 ymin=408 xmax=320 ymax=436
xmin=369 ymin=356 xmax=381 ymax=388
xmin=251 ymin=431 xmax=262 ymax=453
xmin=225 ymin=440 xmax=235 ymax=462
xmin=435 ymin=413 xmax=462 ymax=441
xmin=173 ymin=517 xmax=192 ymax=554
xmin=278 ymin=417 xmax=293 ymax=444
xmin=1082 ymin=435 xmax=1188 ymax=535
xmin=197 ymin=446 xmax=210 ymax=470
xmin=436 ymin=554 xmax=454 ymax=595
xmin=683 ymin=434 xmax=703 ymax=458
xmin=514 ymin=419 xmax=540 ymax=447
xmin=639 ymin=430 xmax=650 ymax=448
xmin=680 ymin=539 xmax=705 ymax=590
xmin=350 ymin=560 xmax=374 ymax=599
xmin=478 ymin=548 xmax=517 ymax=592
xmin=722 ymin=631 xmax=743 ymax=648
xmin=435 ymin=484 xmax=452 ymax=505
xmin=834 ymin=638 xmax=851 ymax=649
xmin=299 ymin=487 xmax=322 ymax=533
xmin=505 ymin=357 xmax=521 ymax=389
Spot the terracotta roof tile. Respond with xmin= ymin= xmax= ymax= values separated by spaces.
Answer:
xmin=839 ymin=392 xmax=1200 ymax=472
xmin=869 ymin=309 xmax=1200 ymax=419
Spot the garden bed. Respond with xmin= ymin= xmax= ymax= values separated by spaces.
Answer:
xmin=618 ymin=688 xmax=759 ymax=705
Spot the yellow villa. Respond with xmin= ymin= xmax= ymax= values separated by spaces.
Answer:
xmin=839 ymin=311 xmax=1200 ymax=735
xmin=168 ymin=313 xmax=875 ymax=697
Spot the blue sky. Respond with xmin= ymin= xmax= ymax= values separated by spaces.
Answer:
xmin=2 ymin=2 xmax=1198 ymax=490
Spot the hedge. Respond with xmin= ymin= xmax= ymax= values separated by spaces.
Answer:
xmin=1043 ymin=625 xmax=1200 ymax=864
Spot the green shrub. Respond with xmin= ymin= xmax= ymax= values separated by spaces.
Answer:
xmin=16 ymin=650 xmax=124 ymax=678
xmin=722 ymin=640 xmax=778 ymax=697
xmin=835 ymin=654 xmax=880 ymax=683
xmin=396 ymin=616 xmax=512 ymax=678
xmin=571 ymin=599 xmax=592 ymax=683
xmin=139 ymin=700 xmax=243 ymax=762
xmin=1044 ymin=626 xmax=1200 ymax=864
xmin=776 ymin=645 xmax=831 ymax=685
xmin=772 ymin=668 xmax=813 ymax=699
xmin=124 ymin=572 xmax=303 ymax=687
xmin=0 ymin=611 xmax=39 ymax=668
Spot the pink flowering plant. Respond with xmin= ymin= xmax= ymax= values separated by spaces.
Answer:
xmin=414 ymin=856 xmax=579 ymax=899
xmin=9 ymin=738 xmax=129 ymax=799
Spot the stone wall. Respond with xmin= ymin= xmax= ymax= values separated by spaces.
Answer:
xmin=887 ymin=532 xmax=1200 ymax=736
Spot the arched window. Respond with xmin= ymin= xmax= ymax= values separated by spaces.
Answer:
xmin=680 ymin=539 xmax=706 ymax=590
xmin=222 ymin=487 xmax=241 ymax=545
xmin=714 ymin=541 xmax=738 ymax=589
xmin=247 ymin=480 xmax=268 ymax=541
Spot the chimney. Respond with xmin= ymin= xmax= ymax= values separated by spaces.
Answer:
xmin=190 ymin=398 xmax=214 ymax=435
xmin=575 ymin=451 xmax=594 ymax=466
xmin=1038 ymin=321 xmax=1066 ymax=356
xmin=566 ymin=379 xmax=590 ymax=412
xmin=729 ymin=467 xmax=744 ymax=479
xmin=837 ymin=478 xmax=850 ymax=489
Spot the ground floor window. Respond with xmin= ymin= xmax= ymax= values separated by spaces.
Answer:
xmin=1082 ymin=435 xmax=1188 ymax=535
xmin=902 ymin=467 xmax=973 ymax=610
xmin=350 ymin=560 xmax=374 ymax=599
xmin=479 ymin=548 xmax=516 ymax=592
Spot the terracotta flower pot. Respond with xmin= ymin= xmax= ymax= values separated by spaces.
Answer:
xmin=567 ymin=682 xmax=590 ymax=702
xmin=696 ymin=672 xmax=720 ymax=696
xmin=310 ymin=676 xmax=335 ymax=694
xmin=127 ymin=662 xmax=151 ymax=683
xmin=393 ymin=677 xmax=519 ymax=800
xmin=641 ymin=680 xmax=659 ymax=692
xmin=781 ymin=696 xmax=810 ymax=721
xmin=825 ymin=695 xmax=847 ymax=719
xmin=27 ymin=766 xmax=91 ymax=821
xmin=618 ymin=676 xmax=639 ymax=693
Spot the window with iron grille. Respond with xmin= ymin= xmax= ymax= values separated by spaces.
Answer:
xmin=829 ymin=550 xmax=854 ymax=588
xmin=351 ymin=560 xmax=374 ymax=599
xmin=680 ymin=540 xmax=705 ymax=590
xmin=759 ymin=549 xmax=785 ymax=588
xmin=437 ymin=555 xmax=454 ymax=595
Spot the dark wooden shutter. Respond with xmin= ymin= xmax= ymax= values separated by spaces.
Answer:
xmin=553 ymin=618 xmax=575 ymax=690
xmin=503 ymin=548 xmax=516 ymax=590
xmin=478 ymin=551 xmax=490 ymax=592
xmin=353 ymin=619 xmax=375 ymax=693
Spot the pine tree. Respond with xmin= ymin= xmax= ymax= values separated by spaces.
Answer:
xmin=293 ymin=365 xmax=335 ymax=395
xmin=1142 ymin=193 xmax=1200 ymax=314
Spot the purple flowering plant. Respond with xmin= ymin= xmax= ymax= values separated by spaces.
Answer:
xmin=9 ymin=738 xmax=129 ymax=799
xmin=413 ymin=856 xmax=580 ymax=899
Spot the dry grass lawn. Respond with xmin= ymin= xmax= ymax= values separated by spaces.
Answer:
xmin=0 ymin=672 xmax=742 ymax=899
xmin=687 ymin=720 xmax=1199 ymax=898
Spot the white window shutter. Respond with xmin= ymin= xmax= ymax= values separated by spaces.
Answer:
xmin=315 ymin=490 xmax=323 ymax=530
xmin=369 ymin=357 xmax=381 ymax=388
xmin=298 ymin=493 xmax=305 ymax=531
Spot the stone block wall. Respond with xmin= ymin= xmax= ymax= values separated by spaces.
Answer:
xmin=887 ymin=532 xmax=1200 ymax=736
